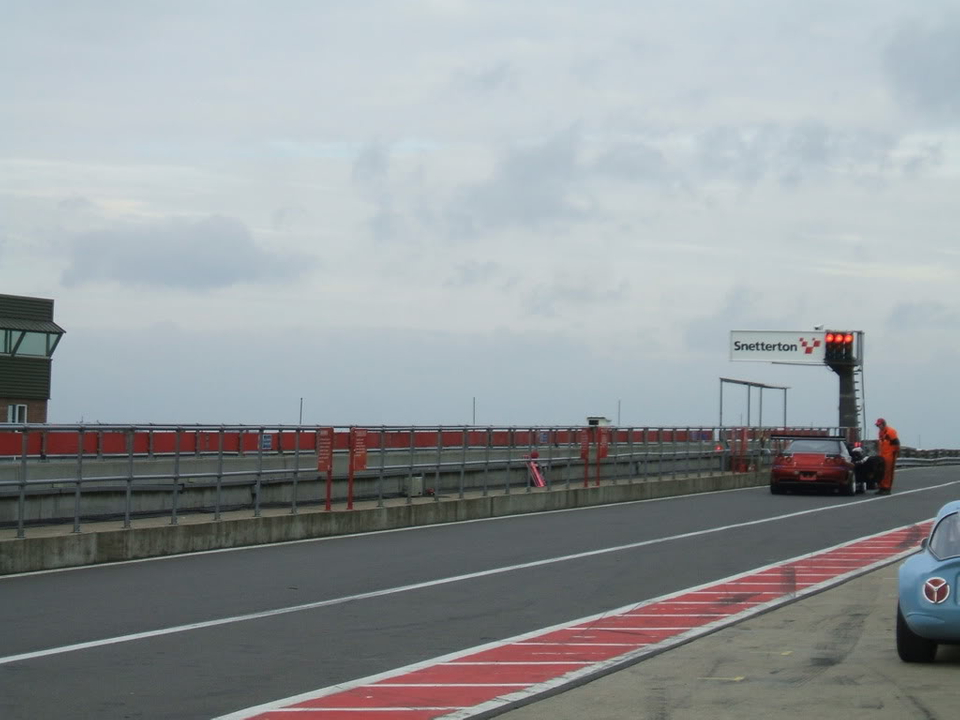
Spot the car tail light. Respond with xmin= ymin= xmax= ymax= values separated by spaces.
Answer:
xmin=824 ymin=455 xmax=847 ymax=466
xmin=775 ymin=454 xmax=794 ymax=466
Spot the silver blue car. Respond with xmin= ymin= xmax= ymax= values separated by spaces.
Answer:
xmin=897 ymin=500 xmax=960 ymax=662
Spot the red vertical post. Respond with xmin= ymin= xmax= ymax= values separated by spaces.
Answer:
xmin=596 ymin=427 xmax=609 ymax=486
xmin=347 ymin=443 xmax=355 ymax=511
xmin=317 ymin=427 xmax=334 ymax=511
xmin=580 ymin=428 xmax=591 ymax=487
xmin=347 ymin=427 xmax=368 ymax=510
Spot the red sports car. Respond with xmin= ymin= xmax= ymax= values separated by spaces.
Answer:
xmin=769 ymin=437 xmax=859 ymax=496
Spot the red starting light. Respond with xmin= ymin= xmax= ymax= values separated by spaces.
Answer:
xmin=824 ymin=330 xmax=856 ymax=362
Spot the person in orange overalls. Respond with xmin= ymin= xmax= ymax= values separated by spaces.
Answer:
xmin=875 ymin=418 xmax=900 ymax=495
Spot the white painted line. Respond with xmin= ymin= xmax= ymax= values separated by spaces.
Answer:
xmin=517 ymin=642 xmax=648 ymax=647
xmin=266 ymin=708 xmax=462 ymax=712
xmin=446 ymin=662 xmax=588 ymax=666
xmin=371 ymin=684 xmax=530 ymax=688
xmin=624 ymin=613 xmax=729 ymax=617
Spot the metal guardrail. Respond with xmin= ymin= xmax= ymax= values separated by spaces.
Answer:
xmin=0 ymin=423 xmax=856 ymax=538
xmin=896 ymin=456 xmax=960 ymax=467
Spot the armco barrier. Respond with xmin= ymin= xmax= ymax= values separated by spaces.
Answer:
xmin=0 ymin=467 xmax=768 ymax=575
xmin=0 ymin=423 xmax=862 ymax=538
xmin=0 ymin=425 xmax=804 ymax=537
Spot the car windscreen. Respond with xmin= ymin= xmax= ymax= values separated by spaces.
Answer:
xmin=784 ymin=440 xmax=843 ymax=455
xmin=930 ymin=512 xmax=960 ymax=560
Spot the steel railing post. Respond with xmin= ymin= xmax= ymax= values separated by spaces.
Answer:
xmin=505 ymin=428 xmax=513 ymax=495
xmin=613 ymin=427 xmax=620 ymax=484
xmin=659 ymin=429 xmax=665 ymax=478
xmin=698 ymin=428 xmax=704 ymax=478
xmin=546 ymin=428 xmax=554 ymax=490
xmin=171 ymin=427 xmax=181 ymax=526
xmin=124 ymin=427 xmax=134 ymax=529
xmin=407 ymin=427 xmax=415 ymax=506
xmin=483 ymin=427 xmax=491 ymax=497
xmin=254 ymin=427 xmax=264 ymax=517
xmin=459 ymin=427 xmax=467 ymax=499
xmin=73 ymin=427 xmax=84 ymax=533
xmin=292 ymin=427 xmax=301 ymax=515
xmin=643 ymin=428 xmax=649 ymax=479
xmin=215 ymin=427 xmax=224 ymax=521
xmin=16 ymin=429 xmax=27 ymax=539
xmin=434 ymin=427 xmax=442 ymax=502
xmin=378 ymin=426 xmax=386 ymax=508
xmin=526 ymin=427 xmax=534 ymax=493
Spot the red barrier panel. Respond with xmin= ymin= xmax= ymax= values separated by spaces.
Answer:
xmin=0 ymin=426 xmax=750 ymax=459
xmin=275 ymin=430 xmax=319 ymax=451
xmin=0 ymin=432 xmax=20 ymax=455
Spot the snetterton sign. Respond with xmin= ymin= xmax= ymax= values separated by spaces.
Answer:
xmin=729 ymin=330 xmax=825 ymax=364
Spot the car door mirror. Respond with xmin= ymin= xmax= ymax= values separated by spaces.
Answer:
xmin=920 ymin=537 xmax=928 ymax=550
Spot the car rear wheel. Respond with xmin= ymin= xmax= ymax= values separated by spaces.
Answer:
xmin=770 ymin=481 xmax=782 ymax=495
xmin=841 ymin=471 xmax=856 ymax=496
xmin=897 ymin=603 xmax=937 ymax=662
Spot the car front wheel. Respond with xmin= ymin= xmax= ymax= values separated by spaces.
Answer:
xmin=897 ymin=603 xmax=937 ymax=662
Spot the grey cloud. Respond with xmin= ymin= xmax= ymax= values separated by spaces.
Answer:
xmin=593 ymin=141 xmax=675 ymax=185
xmin=697 ymin=125 xmax=778 ymax=186
xmin=445 ymin=127 xmax=591 ymax=237
xmin=444 ymin=261 xmax=504 ymax=288
xmin=352 ymin=142 xmax=402 ymax=243
xmin=452 ymin=62 xmax=517 ymax=93
xmin=368 ymin=206 xmax=406 ymax=245
xmin=886 ymin=302 xmax=960 ymax=331
xmin=271 ymin=205 xmax=308 ymax=231
xmin=683 ymin=288 xmax=806 ymax=353
xmin=901 ymin=143 xmax=944 ymax=175
xmin=352 ymin=142 xmax=390 ymax=196
xmin=58 ymin=196 xmax=97 ymax=214
xmin=62 ymin=215 xmax=312 ymax=290
xmin=525 ymin=279 xmax=630 ymax=318
xmin=695 ymin=123 xmax=907 ymax=188
xmin=883 ymin=16 xmax=960 ymax=124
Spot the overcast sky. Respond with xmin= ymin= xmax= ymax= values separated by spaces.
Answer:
xmin=2 ymin=1 xmax=959 ymax=447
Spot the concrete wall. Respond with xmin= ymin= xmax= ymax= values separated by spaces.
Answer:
xmin=0 ymin=468 xmax=767 ymax=575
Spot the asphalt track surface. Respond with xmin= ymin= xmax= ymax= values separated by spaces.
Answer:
xmin=1 ymin=467 xmax=957 ymax=720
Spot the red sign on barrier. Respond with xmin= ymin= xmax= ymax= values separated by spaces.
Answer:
xmin=317 ymin=427 xmax=335 ymax=473
xmin=579 ymin=429 xmax=591 ymax=460
xmin=350 ymin=427 xmax=368 ymax=472
xmin=598 ymin=427 xmax=610 ymax=459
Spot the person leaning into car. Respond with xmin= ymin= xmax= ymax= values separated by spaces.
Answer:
xmin=875 ymin=417 xmax=900 ymax=495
